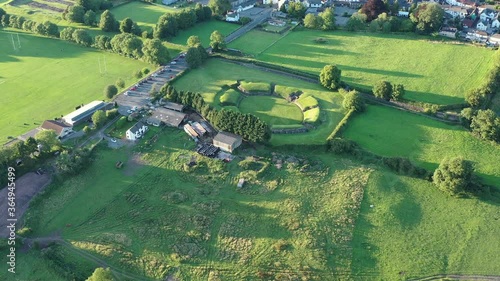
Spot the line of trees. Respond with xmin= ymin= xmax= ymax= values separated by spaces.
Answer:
xmin=373 ymin=80 xmax=405 ymax=101
xmin=347 ymin=1 xmax=443 ymax=34
xmin=1 ymin=14 xmax=59 ymax=37
xmin=465 ymin=53 xmax=500 ymax=109
xmin=160 ymin=84 xmax=271 ymax=142
xmin=460 ymin=108 xmax=500 ymax=143
xmin=153 ymin=3 xmax=212 ymax=40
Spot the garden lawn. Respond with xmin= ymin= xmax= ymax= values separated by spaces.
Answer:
xmin=169 ymin=20 xmax=240 ymax=47
xmin=239 ymin=96 xmax=303 ymax=126
xmin=172 ymin=59 xmax=347 ymax=145
xmin=0 ymin=30 xmax=152 ymax=141
xmin=112 ymin=2 xmax=179 ymax=32
xmin=296 ymin=95 xmax=319 ymax=111
xmin=351 ymin=171 xmax=500 ymax=279
xmin=229 ymin=29 xmax=283 ymax=56
xmin=342 ymin=105 xmax=500 ymax=187
xmin=236 ymin=30 xmax=494 ymax=105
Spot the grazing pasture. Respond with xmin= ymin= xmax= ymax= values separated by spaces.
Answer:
xmin=229 ymin=29 xmax=283 ymax=56
xmin=173 ymin=59 xmax=346 ymax=145
xmin=343 ymin=106 xmax=500 ymax=187
xmin=304 ymin=107 xmax=320 ymax=123
xmin=22 ymin=129 xmax=374 ymax=280
xmin=0 ymin=30 xmax=152 ymax=141
xmin=230 ymin=30 xmax=494 ymax=105
xmin=351 ymin=171 xmax=500 ymax=279
xmin=219 ymin=89 xmax=242 ymax=106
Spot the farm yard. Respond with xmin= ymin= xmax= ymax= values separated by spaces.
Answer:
xmin=229 ymin=30 xmax=494 ymax=105
xmin=0 ymin=29 xmax=152 ymax=142
xmin=342 ymin=106 xmax=500 ymax=187
xmin=173 ymin=59 xmax=347 ymax=145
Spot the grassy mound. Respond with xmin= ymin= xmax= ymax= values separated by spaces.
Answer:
xmin=303 ymin=107 xmax=320 ymax=124
xmin=222 ymin=105 xmax=240 ymax=112
xmin=296 ymin=94 xmax=319 ymax=111
xmin=274 ymin=85 xmax=301 ymax=99
xmin=271 ymin=124 xmax=305 ymax=129
xmin=239 ymin=81 xmax=271 ymax=94
xmin=219 ymin=89 xmax=242 ymax=106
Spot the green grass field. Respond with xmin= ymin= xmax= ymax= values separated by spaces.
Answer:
xmin=112 ymin=2 xmax=180 ymax=32
xmin=21 ymin=129 xmax=374 ymax=280
xmin=173 ymin=59 xmax=347 ymax=145
xmin=351 ymin=171 xmax=500 ymax=279
xmin=219 ymin=89 xmax=241 ymax=106
xmin=230 ymin=30 xmax=494 ymax=105
xmin=239 ymin=96 xmax=303 ymax=126
xmin=229 ymin=29 xmax=283 ymax=56
xmin=169 ymin=20 xmax=240 ymax=47
xmin=0 ymin=29 xmax=152 ymax=141
xmin=343 ymin=106 xmax=500 ymax=187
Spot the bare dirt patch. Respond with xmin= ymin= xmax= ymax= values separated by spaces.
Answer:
xmin=122 ymin=153 xmax=145 ymax=177
xmin=0 ymin=172 xmax=51 ymax=238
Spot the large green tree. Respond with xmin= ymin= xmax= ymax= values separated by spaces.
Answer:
xmin=373 ymin=80 xmax=392 ymax=100
xmin=99 ymin=10 xmax=118 ymax=32
xmin=287 ymin=2 xmax=306 ymax=19
xmin=66 ymin=5 xmax=85 ymax=23
xmin=83 ymin=10 xmax=97 ymax=26
xmin=92 ymin=110 xmax=107 ymax=128
xmin=320 ymin=7 xmax=336 ymax=30
xmin=119 ymin=17 xmax=133 ymax=33
xmin=187 ymin=35 xmax=201 ymax=47
xmin=470 ymin=109 xmax=500 ymax=142
xmin=433 ymin=157 xmax=475 ymax=196
xmin=208 ymin=0 xmax=231 ymax=15
xmin=35 ymin=130 xmax=59 ymax=152
xmin=186 ymin=47 xmax=202 ymax=69
xmin=410 ymin=2 xmax=444 ymax=33
xmin=72 ymin=29 xmax=93 ymax=46
xmin=110 ymin=33 xmax=143 ymax=59
xmin=304 ymin=14 xmax=322 ymax=29
xmin=141 ymin=39 xmax=170 ymax=65
xmin=209 ymin=30 xmax=225 ymax=51
xmin=342 ymin=90 xmax=365 ymax=112
xmin=153 ymin=13 xmax=178 ymax=39
xmin=104 ymin=84 xmax=118 ymax=99
xmin=319 ymin=64 xmax=342 ymax=90
xmin=391 ymin=84 xmax=405 ymax=101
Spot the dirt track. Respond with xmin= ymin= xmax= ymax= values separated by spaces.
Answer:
xmin=0 ymin=172 xmax=51 ymax=238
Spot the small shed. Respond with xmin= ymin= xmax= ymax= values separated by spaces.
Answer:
xmin=213 ymin=131 xmax=242 ymax=153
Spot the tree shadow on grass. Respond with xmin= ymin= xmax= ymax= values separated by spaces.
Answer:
xmin=0 ymin=30 xmax=103 ymax=62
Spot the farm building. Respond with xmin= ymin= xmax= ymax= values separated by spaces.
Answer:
xmin=184 ymin=124 xmax=199 ymax=140
xmin=191 ymin=122 xmax=207 ymax=136
xmin=226 ymin=11 xmax=240 ymax=22
xmin=213 ymin=131 xmax=242 ymax=153
xmin=163 ymin=102 xmax=185 ymax=112
xmin=62 ymin=101 xmax=112 ymax=126
xmin=147 ymin=107 xmax=187 ymax=127
xmin=41 ymin=120 xmax=73 ymax=139
xmin=126 ymin=122 xmax=148 ymax=141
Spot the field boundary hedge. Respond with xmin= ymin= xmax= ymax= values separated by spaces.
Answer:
xmin=327 ymin=109 xmax=355 ymax=140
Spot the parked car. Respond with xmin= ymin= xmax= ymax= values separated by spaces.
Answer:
xmin=171 ymin=61 xmax=177 ymax=65
xmin=110 ymin=138 xmax=117 ymax=143
xmin=127 ymin=109 xmax=133 ymax=114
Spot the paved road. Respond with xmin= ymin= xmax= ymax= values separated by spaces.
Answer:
xmin=225 ymin=8 xmax=273 ymax=44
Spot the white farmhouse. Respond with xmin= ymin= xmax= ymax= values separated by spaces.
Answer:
xmin=480 ymin=8 xmax=498 ymax=22
xmin=126 ymin=121 xmax=148 ymax=141
xmin=226 ymin=11 xmax=240 ymax=22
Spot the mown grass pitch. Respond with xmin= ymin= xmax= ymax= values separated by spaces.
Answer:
xmin=170 ymin=20 xmax=240 ymax=47
xmin=343 ymin=105 xmax=500 ymax=187
xmin=0 ymin=29 xmax=152 ymax=141
xmin=230 ymin=30 xmax=494 ymax=105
